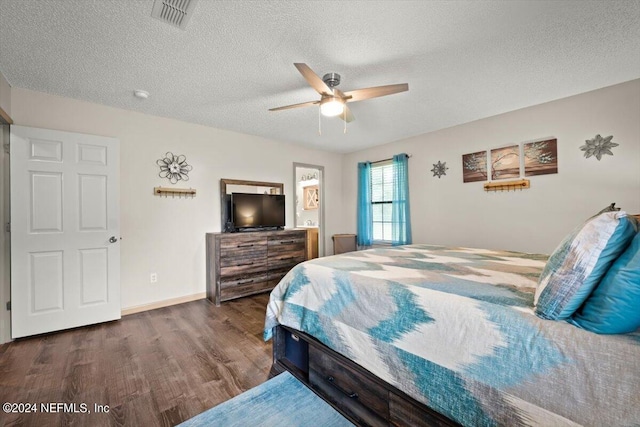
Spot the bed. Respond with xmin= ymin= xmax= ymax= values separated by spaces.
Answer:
xmin=264 ymin=244 xmax=640 ymax=427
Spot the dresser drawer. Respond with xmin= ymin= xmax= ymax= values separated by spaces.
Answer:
xmin=268 ymin=233 xmax=306 ymax=254
xmin=268 ymin=252 xmax=306 ymax=271
xmin=309 ymin=347 xmax=388 ymax=426
xmin=219 ymin=258 xmax=267 ymax=278
xmin=219 ymin=234 xmax=268 ymax=250
xmin=219 ymin=244 xmax=267 ymax=261
xmin=220 ymin=275 xmax=276 ymax=301
xmin=268 ymin=230 xmax=305 ymax=243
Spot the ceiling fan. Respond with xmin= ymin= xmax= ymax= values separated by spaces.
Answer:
xmin=269 ymin=63 xmax=409 ymax=122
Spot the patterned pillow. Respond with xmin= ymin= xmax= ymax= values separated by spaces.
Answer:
xmin=570 ymin=231 xmax=640 ymax=334
xmin=534 ymin=211 xmax=637 ymax=320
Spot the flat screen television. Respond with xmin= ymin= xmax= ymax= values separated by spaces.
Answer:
xmin=230 ymin=192 xmax=285 ymax=230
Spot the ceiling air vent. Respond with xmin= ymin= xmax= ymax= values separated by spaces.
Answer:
xmin=151 ymin=0 xmax=198 ymax=30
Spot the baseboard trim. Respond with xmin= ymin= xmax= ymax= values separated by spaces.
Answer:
xmin=121 ymin=292 xmax=207 ymax=316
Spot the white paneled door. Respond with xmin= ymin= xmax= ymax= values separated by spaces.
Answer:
xmin=10 ymin=126 xmax=120 ymax=338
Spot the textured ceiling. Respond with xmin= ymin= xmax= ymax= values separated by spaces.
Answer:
xmin=1 ymin=1 xmax=639 ymax=153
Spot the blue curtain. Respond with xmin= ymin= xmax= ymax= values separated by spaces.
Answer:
xmin=357 ymin=161 xmax=373 ymax=246
xmin=392 ymin=153 xmax=412 ymax=245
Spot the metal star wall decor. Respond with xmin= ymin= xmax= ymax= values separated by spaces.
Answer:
xmin=431 ymin=161 xmax=448 ymax=178
xmin=580 ymin=134 xmax=618 ymax=160
xmin=157 ymin=152 xmax=193 ymax=184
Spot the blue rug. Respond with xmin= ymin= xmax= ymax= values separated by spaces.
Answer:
xmin=178 ymin=372 xmax=354 ymax=427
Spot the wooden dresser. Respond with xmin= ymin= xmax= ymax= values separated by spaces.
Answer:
xmin=206 ymin=229 xmax=307 ymax=306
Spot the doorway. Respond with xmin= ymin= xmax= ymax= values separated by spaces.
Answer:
xmin=293 ymin=163 xmax=324 ymax=258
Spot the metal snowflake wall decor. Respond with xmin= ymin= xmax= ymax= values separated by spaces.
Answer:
xmin=156 ymin=152 xmax=193 ymax=184
xmin=431 ymin=161 xmax=448 ymax=178
xmin=580 ymin=134 xmax=618 ymax=160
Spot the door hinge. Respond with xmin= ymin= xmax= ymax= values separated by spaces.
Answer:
xmin=2 ymin=142 xmax=8 ymax=154
xmin=4 ymin=222 xmax=9 ymax=233
xmin=6 ymin=301 xmax=10 ymax=311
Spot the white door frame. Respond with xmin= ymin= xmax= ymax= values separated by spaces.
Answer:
xmin=0 ymin=125 xmax=10 ymax=344
xmin=293 ymin=163 xmax=325 ymax=257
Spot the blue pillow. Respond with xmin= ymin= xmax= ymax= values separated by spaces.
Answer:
xmin=534 ymin=212 xmax=637 ymax=320
xmin=570 ymin=232 xmax=640 ymax=333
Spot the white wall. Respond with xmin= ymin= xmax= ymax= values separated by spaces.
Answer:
xmin=0 ymin=69 xmax=11 ymax=344
xmin=342 ymin=79 xmax=640 ymax=254
xmin=9 ymin=88 xmax=343 ymax=310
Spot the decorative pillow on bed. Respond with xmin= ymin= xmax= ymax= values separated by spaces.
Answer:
xmin=570 ymin=231 xmax=640 ymax=334
xmin=534 ymin=211 xmax=637 ymax=320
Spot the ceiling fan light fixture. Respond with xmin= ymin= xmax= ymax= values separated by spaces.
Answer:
xmin=320 ymin=97 xmax=345 ymax=117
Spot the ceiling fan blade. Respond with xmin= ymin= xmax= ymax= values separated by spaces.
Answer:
xmin=294 ymin=63 xmax=333 ymax=96
xmin=269 ymin=100 xmax=319 ymax=111
xmin=332 ymin=87 xmax=347 ymax=100
xmin=338 ymin=105 xmax=355 ymax=123
xmin=343 ymin=83 xmax=409 ymax=103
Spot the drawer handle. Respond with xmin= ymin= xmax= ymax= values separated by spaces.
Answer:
xmin=237 ymin=262 xmax=254 ymax=266
xmin=279 ymin=240 xmax=295 ymax=244
xmin=237 ymin=279 xmax=255 ymax=285
xmin=237 ymin=243 xmax=254 ymax=248
xmin=279 ymin=256 xmax=294 ymax=261
xmin=327 ymin=376 xmax=359 ymax=399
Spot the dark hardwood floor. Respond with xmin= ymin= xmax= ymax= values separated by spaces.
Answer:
xmin=0 ymin=293 xmax=272 ymax=427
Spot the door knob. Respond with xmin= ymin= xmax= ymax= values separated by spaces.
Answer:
xmin=109 ymin=236 xmax=118 ymax=243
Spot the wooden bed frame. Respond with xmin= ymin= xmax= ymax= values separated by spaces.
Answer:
xmin=270 ymin=325 xmax=460 ymax=427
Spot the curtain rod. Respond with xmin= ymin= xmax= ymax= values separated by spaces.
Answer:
xmin=370 ymin=154 xmax=412 ymax=165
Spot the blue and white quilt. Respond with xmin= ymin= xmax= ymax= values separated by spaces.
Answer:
xmin=264 ymin=245 xmax=640 ymax=427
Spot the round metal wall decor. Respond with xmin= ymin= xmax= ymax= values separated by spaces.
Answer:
xmin=580 ymin=134 xmax=618 ymax=160
xmin=157 ymin=152 xmax=193 ymax=184
xmin=431 ymin=161 xmax=448 ymax=178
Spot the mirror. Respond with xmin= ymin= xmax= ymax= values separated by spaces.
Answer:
xmin=220 ymin=179 xmax=284 ymax=231
xmin=220 ymin=178 xmax=283 ymax=196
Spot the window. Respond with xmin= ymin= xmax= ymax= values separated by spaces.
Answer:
xmin=371 ymin=161 xmax=394 ymax=242
xmin=357 ymin=153 xmax=411 ymax=247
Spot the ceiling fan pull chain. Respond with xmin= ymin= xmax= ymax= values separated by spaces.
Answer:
xmin=318 ymin=106 xmax=322 ymax=136
xmin=344 ymin=108 xmax=347 ymax=134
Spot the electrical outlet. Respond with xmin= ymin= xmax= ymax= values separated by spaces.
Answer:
xmin=150 ymin=273 xmax=158 ymax=283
